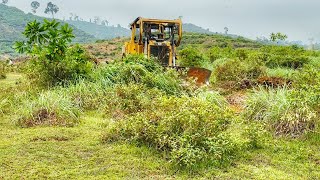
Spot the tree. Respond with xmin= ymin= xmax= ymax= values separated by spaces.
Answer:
xmin=224 ymin=27 xmax=229 ymax=35
xmin=270 ymin=32 xmax=288 ymax=43
xmin=31 ymin=1 xmax=40 ymax=14
xmin=1 ymin=0 xmax=8 ymax=4
xmin=14 ymin=19 xmax=74 ymax=61
xmin=13 ymin=20 xmax=93 ymax=85
xmin=93 ymin=16 xmax=100 ymax=24
xmin=74 ymin=15 xmax=79 ymax=21
xmin=44 ymin=2 xmax=59 ymax=19
xmin=101 ymin=20 xmax=109 ymax=26
xmin=69 ymin=13 xmax=73 ymax=20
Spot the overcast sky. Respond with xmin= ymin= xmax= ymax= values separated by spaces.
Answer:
xmin=7 ymin=0 xmax=320 ymax=43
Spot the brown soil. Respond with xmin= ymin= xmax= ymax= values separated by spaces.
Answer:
xmin=84 ymin=38 xmax=127 ymax=63
xmin=25 ymin=109 xmax=59 ymax=127
xmin=226 ymin=91 xmax=247 ymax=113
xmin=257 ymin=76 xmax=292 ymax=87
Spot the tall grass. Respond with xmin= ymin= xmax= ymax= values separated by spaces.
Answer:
xmin=244 ymin=87 xmax=318 ymax=137
xmin=15 ymin=90 xmax=81 ymax=127
xmin=90 ymin=55 xmax=184 ymax=95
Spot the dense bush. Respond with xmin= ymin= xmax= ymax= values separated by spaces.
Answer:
xmin=292 ymin=64 xmax=320 ymax=113
xmin=91 ymin=55 xmax=183 ymax=95
xmin=179 ymin=46 xmax=205 ymax=67
xmin=244 ymin=88 xmax=318 ymax=137
xmin=214 ymin=58 xmax=265 ymax=89
xmin=26 ymin=45 xmax=94 ymax=86
xmin=235 ymin=48 xmax=249 ymax=60
xmin=14 ymin=20 xmax=94 ymax=86
xmin=102 ymin=95 xmax=237 ymax=168
xmin=207 ymin=46 xmax=234 ymax=62
xmin=260 ymin=46 xmax=310 ymax=68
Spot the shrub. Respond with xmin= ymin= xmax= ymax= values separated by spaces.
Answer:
xmin=294 ymin=64 xmax=320 ymax=88
xmin=102 ymin=95 xmax=238 ymax=168
xmin=243 ymin=122 xmax=266 ymax=149
xmin=14 ymin=20 xmax=94 ymax=86
xmin=179 ymin=46 xmax=205 ymax=67
xmin=260 ymin=46 xmax=310 ymax=69
xmin=91 ymin=55 xmax=183 ymax=95
xmin=15 ymin=91 xmax=80 ymax=127
xmin=207 ymin=46 xmax=235 ymax=62
xmin=244 ymin=88 xmax=318 ymax=137
xmin=214 ymin=58 xmax=265 ymax=89
xmin=26 ymin=45 xmax=94 ymax=86
xmin=235 ymin=48 xmax=248 ymax=60
xmin=292 ymin=65 xmax=320 ymax=113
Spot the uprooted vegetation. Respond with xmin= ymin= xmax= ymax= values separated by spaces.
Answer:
xmin=1 ymin=22 xmax=320 ymax=178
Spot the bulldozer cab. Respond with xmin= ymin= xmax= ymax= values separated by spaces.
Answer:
xmin=123 ymin=17 xmax=182 ymax=66
xmin=123 ymin=17 xmax=212 ymax=85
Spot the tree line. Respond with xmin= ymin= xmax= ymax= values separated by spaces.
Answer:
xmin=1 ymin=0 xmax=111 ymax=26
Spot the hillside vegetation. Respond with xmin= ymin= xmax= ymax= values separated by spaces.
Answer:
xmin=0 ymin=18 xmax=319 ymax=179
xmin=66 ymin=20 xmax=130 ymax=39
xmin=0 ymin=4 xmax=94 ymax=55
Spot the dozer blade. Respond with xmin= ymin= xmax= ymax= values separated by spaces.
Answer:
xmin=187 ymin=67 xmax=212 ymax=85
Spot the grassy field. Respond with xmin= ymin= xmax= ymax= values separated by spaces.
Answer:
xmin=1 ymin=73 xmax=319 ymax=179
xmin=0 ymin=73 xmax=24 ymax=87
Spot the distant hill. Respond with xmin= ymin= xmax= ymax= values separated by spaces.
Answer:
xmin=0 ymin=4 xmax=94 ymax=55
xmin=183 ymin=23 xmax=213 ymax=34
xmin=66 ymin=20 xmax=131 ymax=40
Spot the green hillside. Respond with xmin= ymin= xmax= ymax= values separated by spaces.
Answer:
xmin=66 ymin=20 xmax=130 ymax=40
xmin=183 ymin=23 xmax=213 ymax=34
xmin=0 ymin=4 xmax=94 ymax=55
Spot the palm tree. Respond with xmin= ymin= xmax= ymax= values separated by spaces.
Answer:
xmin=44 ymin=2 xmax=59 ymax=19
xmin=31 ymin=1 xmax=40 ymax=14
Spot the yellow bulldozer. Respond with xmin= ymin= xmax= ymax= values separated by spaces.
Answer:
xmin=122 ymin=17 xmax=211 ymax=84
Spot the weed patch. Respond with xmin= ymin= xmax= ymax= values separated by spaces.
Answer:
xmin=103 ymin=95 xmax=240 ymax=169
xmin=244 ymin=88 xmax=318 ymax=137
xmin=15 ymin=91 xmax=80 ymax=127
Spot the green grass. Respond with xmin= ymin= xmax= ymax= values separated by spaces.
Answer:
xmin=1 ymin=111 xmax=319 ymax=179
xmin=0 ymin=113 xmax=179 ymax=179
xmin=1 ymin=36 xmax=320 ymax=179
xmin=1 ymin=75 xmax=319 ymax=179
xmin=0 ymin=72 xmax=24 ymax=87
